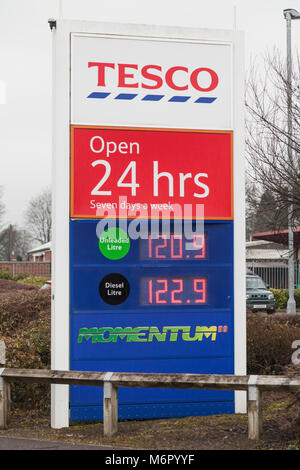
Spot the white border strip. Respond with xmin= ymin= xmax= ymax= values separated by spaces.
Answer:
xmin=51 ymin=19 xmax=71 ymax=429
xmin=233 ymin=29 xmax=246 ymax=414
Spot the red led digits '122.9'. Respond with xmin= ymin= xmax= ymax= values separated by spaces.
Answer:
xmin=140 ymin=276 xmax=207 ymax=305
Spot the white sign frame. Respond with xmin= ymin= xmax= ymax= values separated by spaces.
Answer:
xmin=70 ymin=33 xmax=233 ymax=129
xmin=51 ymin=19 xmax=245 ymax=429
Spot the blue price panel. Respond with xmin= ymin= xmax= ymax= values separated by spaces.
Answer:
xmin=70 ymin=219 xmax=234 ymax=421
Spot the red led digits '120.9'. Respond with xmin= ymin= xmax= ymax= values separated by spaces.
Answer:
xmin=140 ymin=234 xmax=206 ymax=260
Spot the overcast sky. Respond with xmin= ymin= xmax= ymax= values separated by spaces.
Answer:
xmin=0 ymin=0 xmax=300 ymax=227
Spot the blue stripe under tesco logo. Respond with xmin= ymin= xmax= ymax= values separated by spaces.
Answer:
xmin=87 ymin=92 xmax=217 ymax=103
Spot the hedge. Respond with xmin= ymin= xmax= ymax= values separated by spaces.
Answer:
xmin=0 ymin=269 xmax=29 ymax=281
xmin=1 ymin=280 xmax=300 ymax=410
xmin=247 ymin=312 xmax=300 ymax=375
xmin=270 ymin=288 xmax=300 ymax=309
xmin=0 ymin=269 xmax=49 ymax=286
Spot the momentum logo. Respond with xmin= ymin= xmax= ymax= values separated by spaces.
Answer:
xmin=87 ymin=62 xmax=218 ymax=103
xmin=77 ymin=325 xmax=228 ymax=343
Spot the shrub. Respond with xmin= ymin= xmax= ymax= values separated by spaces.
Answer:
xmin=247 ymin=313 xmax=300 ymax=374
xmin=1 ymin=279 xmax=300 ymax=409
xmin=3 ymin=317 xmax=51 ymax=410
xmin=0 ymin=269 xmax=13 ymax=280
xmin=271 ymin=288 xmax=300 ymax=309
xmin=0 ymin=290 xmax=50 ymax=335
xmin=18 ymin=276 xmax=50 ymax=287
xmin=0 ymin=269 xmax=31 ymax=282
xmin=14 ymin=272 xmax=30 ymax=281
xmin=0 ymin=283 xmax=51 ymax=410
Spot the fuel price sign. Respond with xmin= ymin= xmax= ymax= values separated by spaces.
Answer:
xmin=51 ymin=21 xmax=245 ymax=428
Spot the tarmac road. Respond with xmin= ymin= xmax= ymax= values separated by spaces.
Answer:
xmin=0 ymin=436 xmax=124 ymax=450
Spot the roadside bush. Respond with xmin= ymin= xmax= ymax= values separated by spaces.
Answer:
xmin=1 ymin=278 xmax=300 ymax=410
xmin=0 ymin=281 xmax=51 ymax=410
xmin=0 ymin=290 xmax=50 ymax=335
xmin=0 ymin=269 xmax=13 ymax=280
xmin=3 ymin=317 xmax=51 ymax=410
xmin=0 ymin=269 xmax=30 ymax=282
xmin=18 ymin=276 xmax=50 ymax=288
xmin=271 ymin=288 xmax=300 ymax=309
xmin=247 ymin=313 xmax=300 ymax=374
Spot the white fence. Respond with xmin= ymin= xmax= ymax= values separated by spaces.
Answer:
xmin=247 ymin=260 xmax=289 ymax=289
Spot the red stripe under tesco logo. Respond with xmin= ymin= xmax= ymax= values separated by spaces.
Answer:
xmin=88 ymin=62 xmax=219 ymax=92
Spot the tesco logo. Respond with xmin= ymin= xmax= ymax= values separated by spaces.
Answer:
xmin=88 ymin=62 xmax=218 ymax=92
xmin=87 ymin=62 xmax=219 ymax=103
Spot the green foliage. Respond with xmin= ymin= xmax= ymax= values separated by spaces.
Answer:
xmin=0 ymin=268 xmax=15 ymax=280
xmin=270 ymin=288 xmax=300 ymax=309
xmin=0 ymin=269 xmax=50 ymax=287
xmin=0 ymin=268 xmax=30 ymax=281
xmin=18 ymin=276 xmax=50 ymax=287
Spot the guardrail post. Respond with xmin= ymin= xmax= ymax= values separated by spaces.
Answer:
xmin=0 ymin=341 xmax=9 ymax=429
xmin=248 ymin=375 xmax=262 ymax=440
xmin=103 ymin=373 xmax=118 ymax=437
xmin=0 ymin=341 xmax=5 ymax=367
xmin=0 ymin=372 xmax=9 ymax=430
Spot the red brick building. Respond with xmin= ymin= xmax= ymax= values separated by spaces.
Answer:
xmin=28 ymin=242 xmax=51 ymax=262
xmin=0 ymin=243 xmax=52 ymax=278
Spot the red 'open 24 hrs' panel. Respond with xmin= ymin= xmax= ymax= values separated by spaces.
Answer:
xmin=70 ymin=126 xmax=233 ymax=220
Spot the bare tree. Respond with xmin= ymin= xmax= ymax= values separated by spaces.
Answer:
xmin=245 ymin=179 xmax=260 ymax=240
xmin=25 ymin=188 xmax=52 ymax=244
xmin=246 ymin=48 xmax=300 ymax=229
xmin=0 ymin=186 xmax=5 ymax=230
xmin=0 ymin=224 xmax=31 ymax=261
xmin=245 ymin=180 xmax=288 ymax=240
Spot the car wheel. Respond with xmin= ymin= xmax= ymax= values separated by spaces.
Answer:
xmin=267 ymin=310 xmax=274 ymax=315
